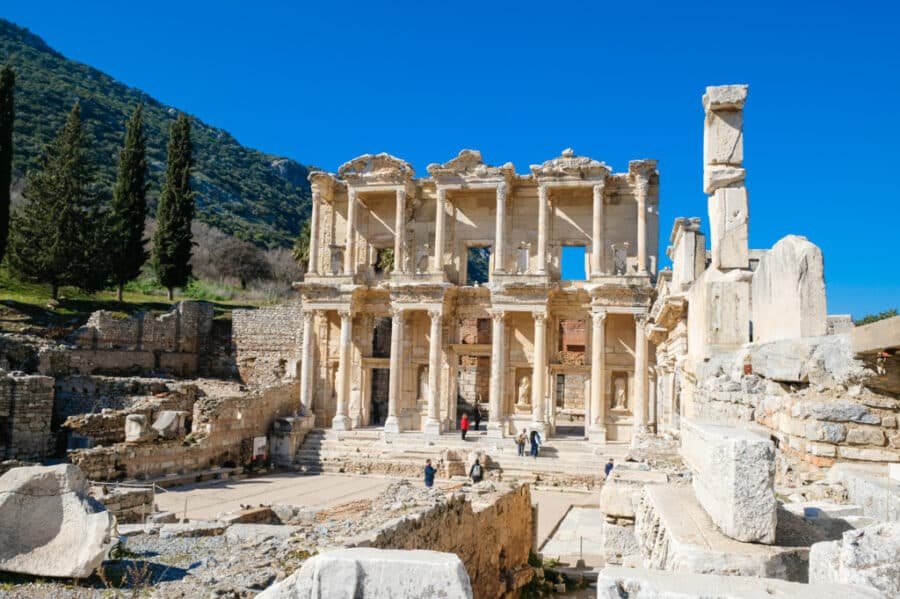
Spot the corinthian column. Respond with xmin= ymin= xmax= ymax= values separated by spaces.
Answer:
xmin=488 ymin=310 xmax=506 ymax=438
xmin=433 ymin=187 xmax=446 ymax=274
xmin=384 ymin=308 xmax=404 ymax=434
xmin=494 ymin=182 xmax=507 ymax=274
xmin=591 ymin=182 xmax=605 ymax=276
xmin=531 ymin=312 xmax=547 ymax=434
xmin=589 ymin=310 xmax=607 ymax=442
xmin=332 ymin=310 xmax=352 ymax=430
xmin=394 ymin=187 xmax=407 ymax=274
xmin=308 ymin=190 xmax=320 ymax=276
xmin=635 ymin=177 xmax=648 ymax=275
xmin=299 ymin=310 xmax=316 ymax=417
xmin=423 ymin=309 xmax=443 ymax=437
xmin=344 ymin=189 xmax=358 ymax=276
xmin=536 ymin=185 xmax=548 ymax=275
xmin=633 ymin=314 xmax=649 ymax=436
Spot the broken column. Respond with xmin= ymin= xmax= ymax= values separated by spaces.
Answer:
xmin=809 ymin=522 xmax=900 ymax=597
xmin=751 ymin=235 xmax=827 ymax=343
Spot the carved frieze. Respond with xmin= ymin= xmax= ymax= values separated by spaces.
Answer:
xmin=530 ymin=148 xmax=611 ymax=182
xmin=338 ymin=153 xmax=415 ymax=185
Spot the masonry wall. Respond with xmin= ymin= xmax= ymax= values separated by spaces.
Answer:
xmin=232 ymin=304 xmax=304 ymax=387
xmin=69 ymin=381 xmax=299 ymax=480
xmin=0 ymin=372 xmax=54 ymax=460
xmin=53 ymin=375 xmax=175 ymax=423
xmin=361 ymin=484 xmax=534 ymax=599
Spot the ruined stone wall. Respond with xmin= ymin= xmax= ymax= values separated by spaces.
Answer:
xmin=232 ymin=304 xmax=304 ymax=388
xmin=90 ymin=485 xmax=155 ymax=523
xmin=457 ymin=355 xmax=490 ymax=408
xmin=361 ymin=484 xmax=533 ymax=599
xmin=53 ymin=375 xmax=174 ymax=422
xmin=69 ymin=381 xmax=299 ymax=480
xmin=0 ymin=372 xmax=54 ymax=460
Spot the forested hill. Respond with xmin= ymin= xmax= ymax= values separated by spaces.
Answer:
xmin=0 ymin=18 xmax=311 ymax=248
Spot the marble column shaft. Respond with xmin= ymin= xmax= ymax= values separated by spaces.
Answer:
xmin=299 ymin=310 xmax=316 ymax=415
xmin=394 ymin=188 xmax=406 ymax=274
xmin=633 ymin=315 xmax=649 ymax=431
xmin=489 ymin=311 xmax=506 ymax=435
xmin=344 ymin=189 xmax=358 ymax=275
xmin=592 ymin=182 xmax=605 ymax=276
xmin=433 ymin=187 xmax=446 ymax=273
xmin=308 ymin=191 xmax=320 ymax=275
xmin=384 ymin=309 xmax=404 ymax=433
xmin=635 ymin=178 xmax=648 ymax=275
xmin=494 ymin=182 xmax=507 ymax=273
xmin=531 ymin=312 xmax=547 ymax=426
xmin=590 ymin=311 xmax=607 ymax=430
xmin=333 ymin=310 xmax=352 ymax=430
xmin=426 ymin=310 xmax=442 ymax=423
xmin=536 ymin=185 xmax=548 ymax=275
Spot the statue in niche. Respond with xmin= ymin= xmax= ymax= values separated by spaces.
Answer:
xmin=516 ymin=243 xmax=530 ymax=274
xmin=613 ymin=377 xmax=627 ymax=410
xmin=517 ymin=376 xmax=531 ymax=406
xmin=612 ymin=244 xmax=629 ymax=276
xmin=416 ymin=246 xmax=430 ymax=274
xmin=418 ymin=365 xmax=429 ymax=400
xmin=330 ymin=246 xmax=344 ymax=275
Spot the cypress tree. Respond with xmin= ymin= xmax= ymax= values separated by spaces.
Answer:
xmin=109 ymin=104 xmax=148 ymax=301
xmin=152 ymin=114 xmax=194 ymax=300
xmin=7 ymin=102 xmax=102 ymax=299
xmin=0 ymin=65 xmax=13 ymax=264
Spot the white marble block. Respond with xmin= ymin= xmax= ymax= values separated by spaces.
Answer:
xmin=687 ymin=268 xmax=751 ymax=360
xmin=680 ymin=419 xmax=777 ymax=543
xmin=708 ymin=186 xmax=749 ymax=270
xmin=752 ymin=235 xmax=827 ymax=343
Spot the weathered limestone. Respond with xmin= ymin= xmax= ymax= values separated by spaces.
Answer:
xmin=809 ymin=522 xmax=900 ymax=597
xmin=124 ymin=413 xmax=157 ymax=442
xmin=258 ymin=548 xmax=472 ymax=599
xmin=687 ymin=268 xmax=751 ymax=360
xmin=599 ymin=469 xmax=667 ymax=564
xmin=752 ymin=235 xmax=827 ymax=343
xmin=597 ymin=566 xmax=881 ymax=599
xmin=0 ymin=371 xmax=54 ymax=460
xmin=680 ymin=419 xmax=776 ymax=543
xmin=0 ymin=464 xmax=114 ymax=578
xmin=151 ymin=410 xmax=189 ymax=440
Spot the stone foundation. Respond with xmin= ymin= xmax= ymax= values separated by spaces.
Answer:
xmin=0 ymin=371 xmax=54 ymax=460
xmin=232 ymin=304 xmax=304 ymax=387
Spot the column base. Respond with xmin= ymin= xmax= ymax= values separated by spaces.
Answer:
xmin=486 ymin=421 xmax=505 ymax=439
xmin=383 ymin=415 xmax=401 ymax=434
xmin=422 ymin=418 xmax=441 ymax=438
xmin=588 ymin=426 xmax=607 ymax=444
xmin=331 ymin=415 xmax=351 ymax=431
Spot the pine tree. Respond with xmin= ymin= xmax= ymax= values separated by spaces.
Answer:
xmin=108 ymin=104 xmax=148 ymax=301
xmin=152 ymin=114 xmax=194 ymax=300
xmin=7 ymin=102 xmax=105 ymax=299
xmin=0 ymin=65 xmax=13 ymax=264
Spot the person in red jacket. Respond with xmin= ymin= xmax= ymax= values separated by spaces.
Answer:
xmin=460 ymin=413 xmax=470 ymax=440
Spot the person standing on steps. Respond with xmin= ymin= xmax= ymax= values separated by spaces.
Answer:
xmin=604 ymin=458 xmax=615 ymax=478
xmin=469 ymin=458 xmax=484 ymax=483
xmin=529 ymin=428 xmax=542 ymax=458
xmin=424 ymin=459 xmax=437 ymax=488
xmin=516 ymin=430 xmax=527 ymax=456
xmin=473 ymin=403 xmax=482 ymax=432
xmin=460 ymin=413 xmax=470 ymax=440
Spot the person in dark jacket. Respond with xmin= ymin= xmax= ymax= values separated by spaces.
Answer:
xmin=473 ymin=404 xmax=482 ymax=432
xmin=424 ymin=459 xmax=437 ymax=487
xmin=529 ymin=429 xmax=542 ymax=458
xmin=469 ymin=458 xmax=484 ymax=483
xmin=604 ymin=458 xmax=614 ymax=478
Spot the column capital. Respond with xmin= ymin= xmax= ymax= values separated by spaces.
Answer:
xmin=532 ymin=311 xmax=548 ymax=325
xmin=390 ymin=306 xmax=407 ymax=319
xmin=428 ymin=308 xmax=443 ymax=321
xmin=338 ymin=309 xmax=352 ymax=321
xmin=496 ymin=181 xmax=508 ymax=198
xmin=592 ymin=181 xmax=606 ymax=195
xmin=592 ymin=310 xmax=608 ymax=324
xmin=302 ymin=310 xmax=316 ymax=324
xmin=633 ymin=176 xmax=650 ymax=200
xmin=634 ymin=312 xmax=649 ymax=326
xmin=490 ymin=309 xmax=506 ymax=323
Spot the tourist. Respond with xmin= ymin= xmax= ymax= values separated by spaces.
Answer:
xmin=424 ymin=459 xmax=436 ymax=488
xmin=473 ymin=404 xmax=482 ymax=432
xmin=469 ymin=458 xmax=484 ymax=483
xmin=529 ymin=429 xmax=542 ymax=458
xmin=604 ymin=458 xmax=614 ymax=478
xmin=516 ymin=430 xmax=527 ymax=456
xmin=460 ymin=413 xmax=470 ymax=440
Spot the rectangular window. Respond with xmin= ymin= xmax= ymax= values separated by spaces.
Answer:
xmin=466 ymin=246 xmax=491 ymax=285
xmin=561 ymin=245 xmax=588 ymax=280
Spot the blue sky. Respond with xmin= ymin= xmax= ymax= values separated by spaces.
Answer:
xmin=4 ymin=1 xmax=898 ymax=318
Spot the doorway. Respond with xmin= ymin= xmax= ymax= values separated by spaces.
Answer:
xmin=370 ymin=368 xmax=390 ymax=426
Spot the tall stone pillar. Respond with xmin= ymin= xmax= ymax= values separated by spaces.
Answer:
xmin=531 ymin=312 xmax=548 ymax=435
xmin=299 ymin=310 xmax=316 ymax=417
xmin=635 ymin=176 xmax=648 ymax=275
xmin=536 ymin=185 xmax=548 ymax=275
xmin=308 ymin=190 xmax=320 ymax=276
xmin=494 ymin=182 xmax=507 ymax=273
xmin=433 ymin=187 xmax=446 ymax=273
xmin=633 ymin=314 xmax=649 ymax=435
xmin=394 ymin=188 xmax=407 ymax=274
xmin=384 ymin=308 xmax=404 ymax=434
xmin=332 ymin=310 xmax=352 ymax=430
xmin=591 ymin=182 xmax=605 ymax=276
xmin=344 ymin=189 xmax=358 ymax=276
xmin=488 ymin=310 xmax=506 ymax=438
xmin=423 ymin=309 xmax=443 ymax=437
xmin=589 ymin=310 xmax=607 ymax=442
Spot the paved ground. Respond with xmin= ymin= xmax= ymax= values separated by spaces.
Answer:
xmin=532 ymin=487 xmax=601 ymax=550
xmin=155 ymin=472 xmax=394 ymax=520
xmin=540 ymin=507 xmax=605 ymax=567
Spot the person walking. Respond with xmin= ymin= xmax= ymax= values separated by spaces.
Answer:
xmin=604 ymin=458 xmax=614 ymax=478
xmin=424 ymin=459 xmax=437 ymax=488
xmin=460 ymin=413 xmax=470 ymax=440
xmin=473 ymin=404 xmax=482 ymax=432
xmin=516 ymin=430 xmax=527 ymax=456
xmin=469 ymin=458 xmax=484 ymax=483
xmin=529 ymin=429 xmax=542 ymax=458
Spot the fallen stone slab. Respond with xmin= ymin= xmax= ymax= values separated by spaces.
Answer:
xmin=151 ymin=410 xmax=189 ymax=439
xmin=681 ymin=419 xmax=776 ymax=543
xmin=634 ymin=485 xmax=808 ymax=581
xmin=827 ymin=463 xmax=900 ymax=522
xmin=596 ymin=565 xmax=881 ymax=598
xmin=257 ymin=547 xmax=472 ymax=598
xmin=600 ymin=469 xmax=668 ymax=519
xmin=226 ymin=524 xmax=299 ymax=544
xmin=809 ymin=521 xmax=900 ymax=597
xmin=0 ymin=464 xmax=115 ymax=578
xmin=159 ymin=520 xmax=227 ymax=538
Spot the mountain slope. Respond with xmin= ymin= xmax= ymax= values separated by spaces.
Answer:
xmin=0 ymin=18 xmax=310 ymax=248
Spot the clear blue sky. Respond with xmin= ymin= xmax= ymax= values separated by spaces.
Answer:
xmin=4 ymin=1 xmax=898 ymax=319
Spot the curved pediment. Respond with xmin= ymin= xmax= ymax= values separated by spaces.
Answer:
xmin=529 ymin=148 xmax=611 ymax=181
xmin=338 ymin=153 xmax=415 ymax=185
xmin=427 ymin=149 xmax=515 ymax=181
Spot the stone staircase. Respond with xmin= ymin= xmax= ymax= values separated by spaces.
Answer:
xmin=294 ymin=428 xmax=631 ymax=487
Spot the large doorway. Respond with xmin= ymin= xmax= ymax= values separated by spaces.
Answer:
xmin=370 ymin=368 xmax=390 ymax=426
xmin=554 ymin=373 xmax=586 ymax=437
